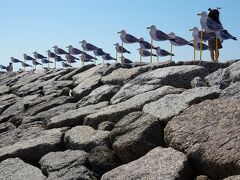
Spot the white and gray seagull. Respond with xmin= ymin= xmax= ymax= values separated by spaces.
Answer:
xmin=118 ymin=30 xmax=140 ymax=44
xmin=53 ymin=46 xmax=68 ymax=55
xmin=93 ymin=48 xmax=106 ymax=56
xmin=10 ymin=57 xmax=22 ymax=63
xmin=138 ymin=48 xmax=157 ymax=57
xmin=114 ymin=43 xmax=131 ymax=54
xmin=156 ymin=47 xmax=174 ymax=57
xmin=66 ymin=45 xmax=83 ymax=55
xmin=139 ymin=38 xmax=157 ymax=50
xmin=168 ymin=32 xmax=193 ymax=46
xmin=189 ymin=27 xmax=215 ymax=41
xmin=147 ymin=25 xmax=170 ymax=41
xmin=33 ymin=52 xmax=47 ymax=59
xmin=102 ymin=53 xmax=116 ymax=61
xmin=79 ymin=40 xmax=98 ymax=51
xmin=215 ymin=29 xmax=237 ymax=41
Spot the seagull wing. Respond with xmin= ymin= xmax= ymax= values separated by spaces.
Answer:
xmin=125 ymin=34 xmax=139 ymax=43
xmin=142 ymin=50 xmax=151 ymax=56
xmin=174 ymin=36 xmax=190 ymax=45
xmin=155 ymin=30 xmax=169 ymax=41
xmin=220 ymin=30 xmax=236 ymax=40
xmin=206 ymin=18 xmax=223 ymax=31
xmin=123 ymin=58 xmax=133 ymax=64
xmin=160 ymin=49 xmax=171 ymax=56
xmin=86 ymin=43 xmax=97 ymax=50
xmin=72 ymin=48 xmax=83 ymax=55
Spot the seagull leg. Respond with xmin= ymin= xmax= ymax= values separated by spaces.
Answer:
xmin=94 ymin=55 xmax=96 ymax=65
xmin=121 ymin=41 xmax=124 ymax=63
xmin=140 ymin=49 xmax=142 ymax=63
xmin=215 ymin=35 xmax=218 ymax=63
xmin=150 ymin=38 xmax=153 ymax=64
xmin=200 ymin=28 xmax=203 ymax=62
xmin=116 ymin=50 xmax=118 ymax=63
xmin=82 ymin=50 xmax=85 ymax=66
xmin=157 ymin=56 xmax=159 ymax=63
xmin=48 ymin=57 xmax=50 ymax=68
xmin=170 ymin=44 xmax=173 ymax=62
xmin=54 ymin=59 xmax=56 ymax=69
xmin=194 ymin=38 xmax=196 ymax=61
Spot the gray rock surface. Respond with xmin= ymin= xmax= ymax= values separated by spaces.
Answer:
xmin=0 ymin=158 xmax=46 ymax=180
xmin=98 ymin=121 xmax=115 ymax=131
xmin=78 ymin=85 xmax=120 ymax=107
xmin=224 ymin=176 xmax=240 ymax=180
xmin=0 ymin=85 xmax=9 ymax=96
xmin=143 ymin=86 xmax=221 ymax=124
xmin=110 ymin=111 xmax=164 ymax=163
xmin=165 ymin=99 xmax=240 ymax=179
xmin=220 ymin=82 xmax=240 ymax=99
xmin=101 ymin=147 xmax=193 ymax=180
xmin=84 ymin=86 xmax=183 ymax=129
xmin=111 ymin=65 xmax=208 ymax=104
xmin=47 ymin=101 xmax=108 ymax=129
xmin=0 ymin=128 xmax=66 ymax=163
xmin=191 ymin=77 xmax=207 ymax=88
xmin=64 ymin=126 xmax=110 ymax=152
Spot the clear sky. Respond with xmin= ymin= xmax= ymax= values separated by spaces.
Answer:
xmin=0 ymin=0 xmax=239 ymax=70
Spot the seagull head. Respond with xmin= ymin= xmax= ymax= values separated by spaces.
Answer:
xmin=139 ymin=37 xmax=144 ymax=42
xmin=79 ymin=40 xmax=86 ymax=44
xmin=189 ymin=27 xmax=199 ymax=32
xmin=168 ymin=32 xmax=176 ymax=38
xmin=52 ymin=45 xmax=58 ymax=49
xmin=147 ymin=25 xmax=156 ymax=30
xmin=156 ymin=46 xmax=161 ymax=50
xmin=66 ymin=45 xmax=72 ymax=48
xmin=118 ymin=30 xmax=126 ymax=34
xmin=197 ymin=11 xmax=207 ymax=17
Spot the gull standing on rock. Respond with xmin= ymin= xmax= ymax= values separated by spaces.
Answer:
xmin=61 ymin=62 xmax=72 ymax=68
xmin=215 ymin=29 xmax=237 ymax=41
xmin=93 ymin=48 xmax=106 ymax=64
xmin=47 ymin=50 xmax=56 ymax=68
xmin=23 ymin=54 xmax=35 ymax=71
xmin=66 ymin=45 xmax=83 ymax=55
xmin=120 ymin=56 xmax=133 ymax=64
xmin=54 ymin=55 xmax=66 ymax=69
xmin=138 ymin=48 xmax=157 ymax=57
xmin=41 ymin=59 xmax=53 ymax=68
xmin=33 ymin=52 xmax=47 ymax=60
xmin=52 ymin=46 xmax=67 ymax=68
xmin=156 ymin=47 xmax=174 ymax=57
xmin=114 ymin=43 xmax=130 ymax=62
xmin=102 ymin=54 xmax=116 ymax=62
xmin=65 ymin=53 xmax=79 ymax=65
xmin=79 ymin=40 xmax=98 ymax=64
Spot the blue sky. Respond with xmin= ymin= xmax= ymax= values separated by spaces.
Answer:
xmin=0 ymin=0 xmax=239 ymax=69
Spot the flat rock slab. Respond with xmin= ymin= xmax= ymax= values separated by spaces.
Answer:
xmin=143 ymin=86 xmax=221 ymax=124
xmin=84 ymin=86 xmax=183 ymax=129
xmin=101 ymin=147 xmax=193 ymax=180
xmin=0 ymin=85 xmax=9 ymax=96
xmin=73 ymin=75 xmax=102 ymax=99
xmin=165 ymin=99 xmax=240 ymax=179
xmin=0 ymin=158 xmax=46 ymax=180
xmin=39 ymin=150 xmax=89 ymax=177
xmin=47 ymin=101 xmax=108 ymax=129
xmin=224 ymin=176 xmax=240 ymax=180
xmin=110 ymin=111 xmax=164 ymax=163
xmin=111 ymin=65 xmax=208 ymax=104
xmin=64 ymin=126 xmax=110 ymax=152
xmin=77 ymin=85 xmax=120 ymax=107
xmin=220 ymin=82 xmax=240 ymax=99
xmin=0 ymin=128 xmax=66 ymax=163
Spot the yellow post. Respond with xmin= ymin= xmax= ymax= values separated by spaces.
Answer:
xmin=82 ymin=50 xmax=85 ymax=66
xmin=170 ymin=44 xmax=173 ymax=62
xmin=140 ymin=49 xmax=142 ymax=63
xmin=200 ymin=28 xmax=203 ymax=62
xmin=54 ymin=58 xmax=56 ymax=69
xmin=116 ymin=50 xmax=118 ymax=63
xmin=157 ymin=56 xmax=159 ymax=63
xmin=23 ymin=60 xmax=25 ymax=71
xmin=150 ymin=38 xmax=153 ymax=64
xmin=94 ymin=55 xmax=96 ymax=65
xmin=48 ymin=57 xmax=50 ymax=68
xmin=215 ymin=35 xmax=218 ymax=63
xmin=121 ymin=41 xmax=123 ymax=63
xmin=194 ymin=38 xmax=196 ymax=61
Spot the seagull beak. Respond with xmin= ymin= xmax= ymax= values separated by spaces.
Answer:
xmin=197 ymin=13 xmax=202 ymax=16
xmin=79 ymin=41 xmax=82 ymax=43
xmin=117 ymin=32 xmax=121 ymax=34
xmin=189 ymin=28 xmax=193 ymax=31
xmin=147 ymin=27 xmax=150 ymax=29
xmin=114 ymin=43 xmax=116 ymax=46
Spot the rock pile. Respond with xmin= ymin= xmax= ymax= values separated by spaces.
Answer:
xmin=0 ymin=60 xmax=240 ymax=180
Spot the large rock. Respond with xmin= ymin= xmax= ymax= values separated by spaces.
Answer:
xmin=39 ymin=150 xmax=89 ymax=179
xmin=0 ymin=158 xmax=46 ymax=180
xmin=88 ymin=146 xmax=119 ymax=176
xmin=47 ymin=101 xmax=108 ymax=129
xmin=205 ymin=61 xmax=240 ymax=89
xmin=0 ymin=128 xmax=66 ymax=163
xmin=0 ymin=85 xmax=9 ymax=96
xmin=143 ymin=86 xmax=221 ymax=124
xmin=96 ymin=63 xmax=122 ymax=76
xmin=101 ymin=66 xmax=149 ymax=85
xmin=73 ymin=75 xmax=102 ymax=99
xmin=111 ymin=65 xmax=208 ymax=104
xmin=101 ymin=147 xmax=193 ymax=180
xmin=84 ymin=86 xmax=183 ymax=129
xmin=110 ymin=111 xmax=164 ymax=163
xmin=165 ymin=99 xmax=240 ymax=179
xmin=77 ymin=85 xmax=120 ymax=107
xmin=220 ymin=82 xmax=240 ymax=99
xmin=224 ymin=176 xmax=240 ymax=180
xmin=0 ymin=94 xmax=18 ymax=115
xmin=64 ymin=126 xmax=110 ymax=152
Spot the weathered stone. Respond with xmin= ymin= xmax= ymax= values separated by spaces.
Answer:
xmin=39 ymin=150 xmax=89 ymax=176
xmin=220 ymin=82 xmax=240 ymax=99
xmin=193 ymin=175 xmax=210 ymax=180
xmin=73 ymin=75 xmax=102 ymax=99
xmin=101 ymin=66 xmax=149 ymax=85
xmin=0 ymin=94 xmax=18 ymax=115
xmin=224 ymin=176 xmax=240 ymax=180
xmin=96 ymin=63 xmax=122 ymax=76
xmin=0 ymin=128 xmax=66 ymax=163
xmin=39 ymin=69 xmax=73 ymax=81
xmin=0 ymin=122 xmax=15 ymax=134
xmin=88 ymin=146 xmax=119 ymax=176
xmin=0 ymin=85 xmax=9 ymax=96
xmin=98 ymin=121 xmax=115 ymax=131
xmin=143 ymin=86 xmax=221 ymax=124
xmin=73 ymin=65 xmax=103 ymax=85
xmin=77 ymin=85 xmax=120 ymax=107
xmin=47 ymin=101 xmax=108 ymax=129
xmin=84 ymin=86 xmax=183 ymax=129
xmin=0 ymin=158 xmax=46 ymax=180
xmin=165 ymin=99 xmax=240 ymax=179
xmin=64 ymin=126 xmax=110 ymax=152
xmin=111 ymin=111 xmax=164 ymax=163
xmin=191 ymin=77 xmax=207 ymax=88
xmin=111 ymin=65 xmax=208 ymax=104
xmin=101 ymin=147 xmax=193 ymax=180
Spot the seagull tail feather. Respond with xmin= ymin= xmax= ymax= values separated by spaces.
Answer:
xmin=232 ymin=37 xmax=237 ymax=41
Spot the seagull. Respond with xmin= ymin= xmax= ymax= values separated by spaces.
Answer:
xmin=197 ymin=11 xmax=224 ymax=32
xmin=120 ymin=56 xmax=133 ymax=64
xmin=82 ymin=52 xmax=97 ymax=60
xmin=189 ymin=27 xmax=215 ymax=41
xmin=32 ymin=60 xmax=42 ymax=66
xmin=33 ymin=52 xmax=47 ymax=59
xmin=102 ymin=53 xmax=116 ymax=61
xmin=93 ymin=48 xmax=106 ymax=56
xmin=41 ymin=59 xmax=53 ymax=64
xmin=0 ymin=65 xmax=7 ymax=70
xmin=139 ymin=38 xmax=157 ymax=50
xmin=10 ymin=57 xmax=22 ymax=63
xmin=80 ymin=54 xmax=94 ymax=62
xmin=23 ymin=54 xmax=35 ymax=61
xmin=118 ymin=30 xmax=140 ymax=44
xmin=46 ymin=50 xmax=56 ymax=58
xmin=79 ymin=40 xmax=98 ymax=51
xmin=156 ymin=47 xmax=174 ymax=57
xmin=138 ymin=48 xmax=157 ymax=57
xmin=53 ymin=46 xmax=68 ymax=55
xmin=147 ymin=25 xmax=170 ymax=41
xmin=62 ymin=62 xmax=72 ymax=68
xmin=168 ymin=32 xmax=193 ymax=46
xmin=215 ymin=29 xmax=237 ymax=41
xmin=65 ymin=53 xmax=79 ymax=63
xmin=21 ymin=62 xmax=32 ymax=67
xmin=195 ymin=41 xmax=209 ymax=51
xmin=66 ymin=45 xmax=83 ymax=55
xmin=54 ymin=55 xmax=66 ymax=62
xmin=114 ymin=43 xmax=131 ymax=54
